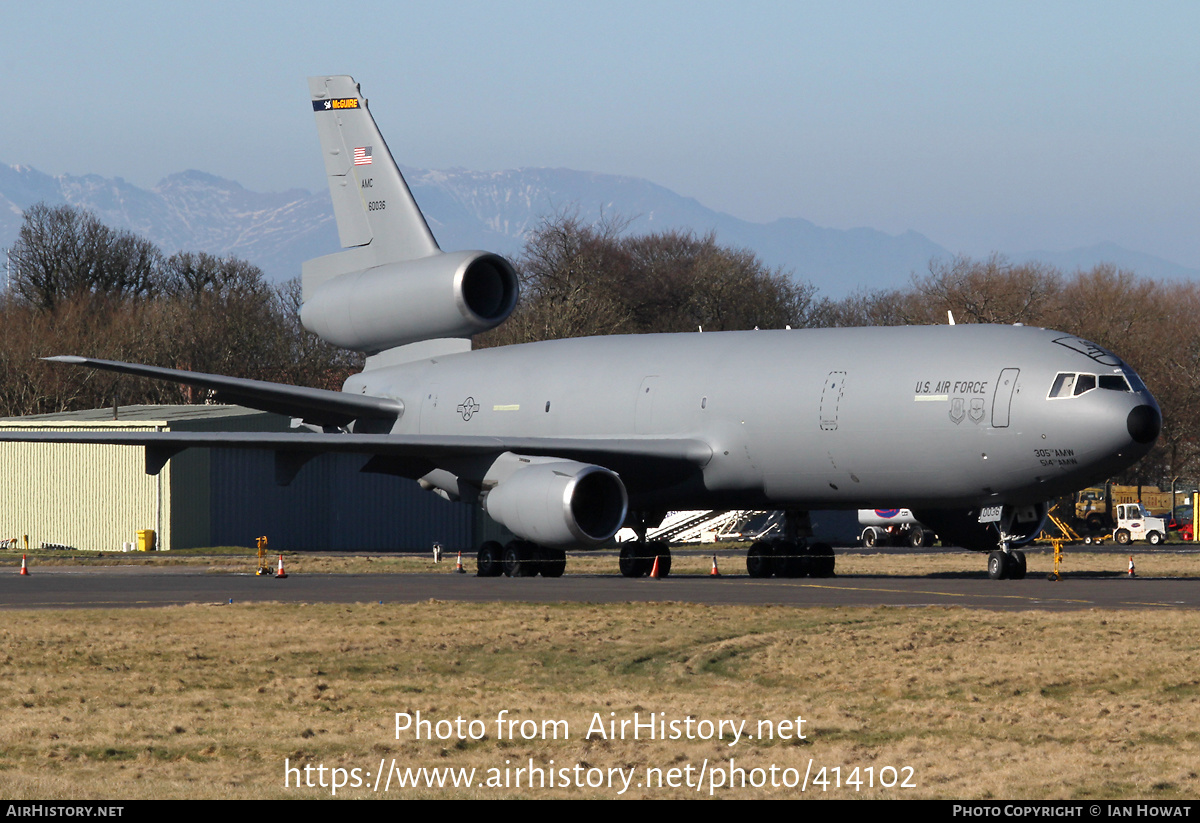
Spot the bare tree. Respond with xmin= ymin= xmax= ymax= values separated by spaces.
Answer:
xmin=8 ymin=203 xmax=164 ymax=310
xmin=912 ymin=254 xmax=1061 ymax=326
xmin=0 ymin=207 xmax=363 ymax=415
xmin=480 ymin=213 xmax=827 ymax=346
xmin=162 ymin=251 xmax=272 ymax=302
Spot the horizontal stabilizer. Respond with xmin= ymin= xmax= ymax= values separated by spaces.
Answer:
xmin=43 ymin=356 xmax=402 ymax=429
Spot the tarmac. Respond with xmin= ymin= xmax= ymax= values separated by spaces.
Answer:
xmin=2 ymin=562 xmax=1198 ymax=610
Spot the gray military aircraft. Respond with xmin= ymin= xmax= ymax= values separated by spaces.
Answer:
xmin=4 ymin=76 xmax=1162 ymax=580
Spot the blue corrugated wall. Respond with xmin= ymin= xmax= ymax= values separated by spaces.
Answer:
xmin=208 ymin=449 xmax=474 ymax=551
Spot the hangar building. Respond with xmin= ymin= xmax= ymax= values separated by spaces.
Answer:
xmin=0 ymin=405 xmax=474 ymax=552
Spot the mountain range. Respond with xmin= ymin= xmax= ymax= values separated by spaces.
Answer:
xmin=2 ymin=162 xmax=1196 ymax=297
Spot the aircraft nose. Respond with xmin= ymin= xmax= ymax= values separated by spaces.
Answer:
xmin=1127 ymin=404 xmax=1161 ymax=445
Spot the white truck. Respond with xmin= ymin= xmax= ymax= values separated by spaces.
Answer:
xmin=1110 ymin=502 xmax=1167 ymax=546
xmin=858 ymin=509 xmax=934 ymax=548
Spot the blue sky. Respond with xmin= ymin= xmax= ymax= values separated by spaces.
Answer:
xmin=3 ymin=1 xmax=1198 ymax=267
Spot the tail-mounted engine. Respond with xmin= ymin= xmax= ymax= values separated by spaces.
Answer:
xmin=300 ymin=250 xmax=518 ymax=354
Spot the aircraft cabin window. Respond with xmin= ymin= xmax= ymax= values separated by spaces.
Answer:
xmin=1073 ymin=374 xmax=1097 ymax=396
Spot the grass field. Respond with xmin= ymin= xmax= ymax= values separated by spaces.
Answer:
xmin=2 ymin=593 xmax=1200 ymax=799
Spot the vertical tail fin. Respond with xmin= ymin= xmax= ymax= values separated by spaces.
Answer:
xmin=300 ymin=77 xmax=519 ymax=366
xmin=307 ymin=75 xmax=440 ymax=269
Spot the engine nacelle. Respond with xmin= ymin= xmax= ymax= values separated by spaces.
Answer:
xmin=300 ymin=250 xmax=518 ymax=353
xmin=482 ymin=459 xmax=629 ymax=549
xmin=912 ymin=503 xmax=1050 ymax=552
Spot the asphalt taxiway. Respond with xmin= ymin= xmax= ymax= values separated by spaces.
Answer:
xmin=2 ymin=564 xmax=1197 ymax=610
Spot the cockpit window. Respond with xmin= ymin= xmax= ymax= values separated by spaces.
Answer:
xmin=1123 ymin=369 xmax=1147 ymax=393
xmin=1049 ymin=373 xmax=1077 ymax=398
xmin=1049 ymin=372 xmax=1133 ymax=399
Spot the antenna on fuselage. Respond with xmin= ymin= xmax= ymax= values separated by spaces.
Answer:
xmin=948 ymin=311 xmax=956 ymax=326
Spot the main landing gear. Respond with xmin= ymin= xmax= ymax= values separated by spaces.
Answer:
xmin=476 ymin=540 xmax=566 ymax=578
xmin=745 ymin=540 xmax=835 ymax=578
xmin=746 ymin=511 xmax=836 ymax=579
xmin=619 ymin=513 xmax=672 ymax=578
xmin=618 ymin=541 xmax=672 ymax=578
xmin=473 ymin=510 xmax=835 ymax=580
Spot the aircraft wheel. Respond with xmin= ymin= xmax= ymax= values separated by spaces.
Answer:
xmin=503 ymin=540 xmax=534 ymax=578
xmin=987 ymin=550 xmax=1010 ymax=580
xmin=770 ymin=541 xmax=795 ymax=577
xmin=541 ymin=548 xmax=566 ymax=578
xmin=1148 ymin=531 xmax=1164 ymax=546
xmin=810 ymin=542 xmax=835 ymax=578
xmin=788 ymin=543 xmax=816 ymax=578
xmin=477 ymin=541 xmax=504 ymax=577
xmin=619 ymin=543 xmax=654 ymax=578
xmin=1116 ymin=529 xmax=1132 ymax=546
xmin=747 ymin=542 xmax=773 ymax=578
xmin=619 ymin=544 xmax=643 ymax=578
xmin=1010 ymin=550 xmax=1027 ymax=580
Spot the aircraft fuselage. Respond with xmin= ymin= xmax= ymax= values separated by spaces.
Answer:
xmin=348 ymin=323 xmax=1159 ymax=512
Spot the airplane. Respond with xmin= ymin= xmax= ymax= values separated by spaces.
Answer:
xmin=0 ymin=76 xmax=1161 ymax=581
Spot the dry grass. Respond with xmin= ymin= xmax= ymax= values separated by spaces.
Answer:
xmin=1 ymin=602 xmax=1199 ymax=799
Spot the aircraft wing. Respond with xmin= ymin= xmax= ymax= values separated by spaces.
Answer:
xmin=43 ymin=356 xmax=402 ymax=429
xmin=0 ymin=429 xmax=712 ymax=489
xmin=24 ymin=356 xmax=710 ymax=489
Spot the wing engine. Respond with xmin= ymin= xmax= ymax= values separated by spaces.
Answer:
xmin=481 ymin=456 xmax=629 ymax=548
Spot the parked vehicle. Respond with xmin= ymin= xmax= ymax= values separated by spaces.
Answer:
xmin=1074 ymin=484 xmax=1174 ymax=533
xmin=858 ymin=509 xmax=934 ymax=548
xmin=1111 ymin=502 xmax=1167 ymax=546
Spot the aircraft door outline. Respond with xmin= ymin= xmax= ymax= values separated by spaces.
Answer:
xmin=992 ymin=368 xmax=1019 ymax=428
xmin=820 ymin=371 xmax=846 ymax=431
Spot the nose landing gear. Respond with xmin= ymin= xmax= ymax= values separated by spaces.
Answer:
xmin=987 ymin=547 xmax=1027 ymax=580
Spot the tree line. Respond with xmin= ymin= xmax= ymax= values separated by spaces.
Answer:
xmin=1 ymin=203 xmax=360 ymax=415
xmin=5 ymin=203 xmax=1195 ymax=484
xmin=477 ymin=213 xmax=826 ymax=345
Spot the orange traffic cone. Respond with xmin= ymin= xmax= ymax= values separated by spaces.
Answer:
xmin=275 ymin=555 xmax=287 ymax=578
xmin=455 ymin=551 xmax=466 ymax=573
xmin=19 ymin=554 xmax=29 ymax=576
xmin=710 ymin=555 xmax=720 ymax=576
xmin=1127 ymin=556 xmax=1135 ymax=578
xmin=649 ymin=554 xmax=661 ymax=579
